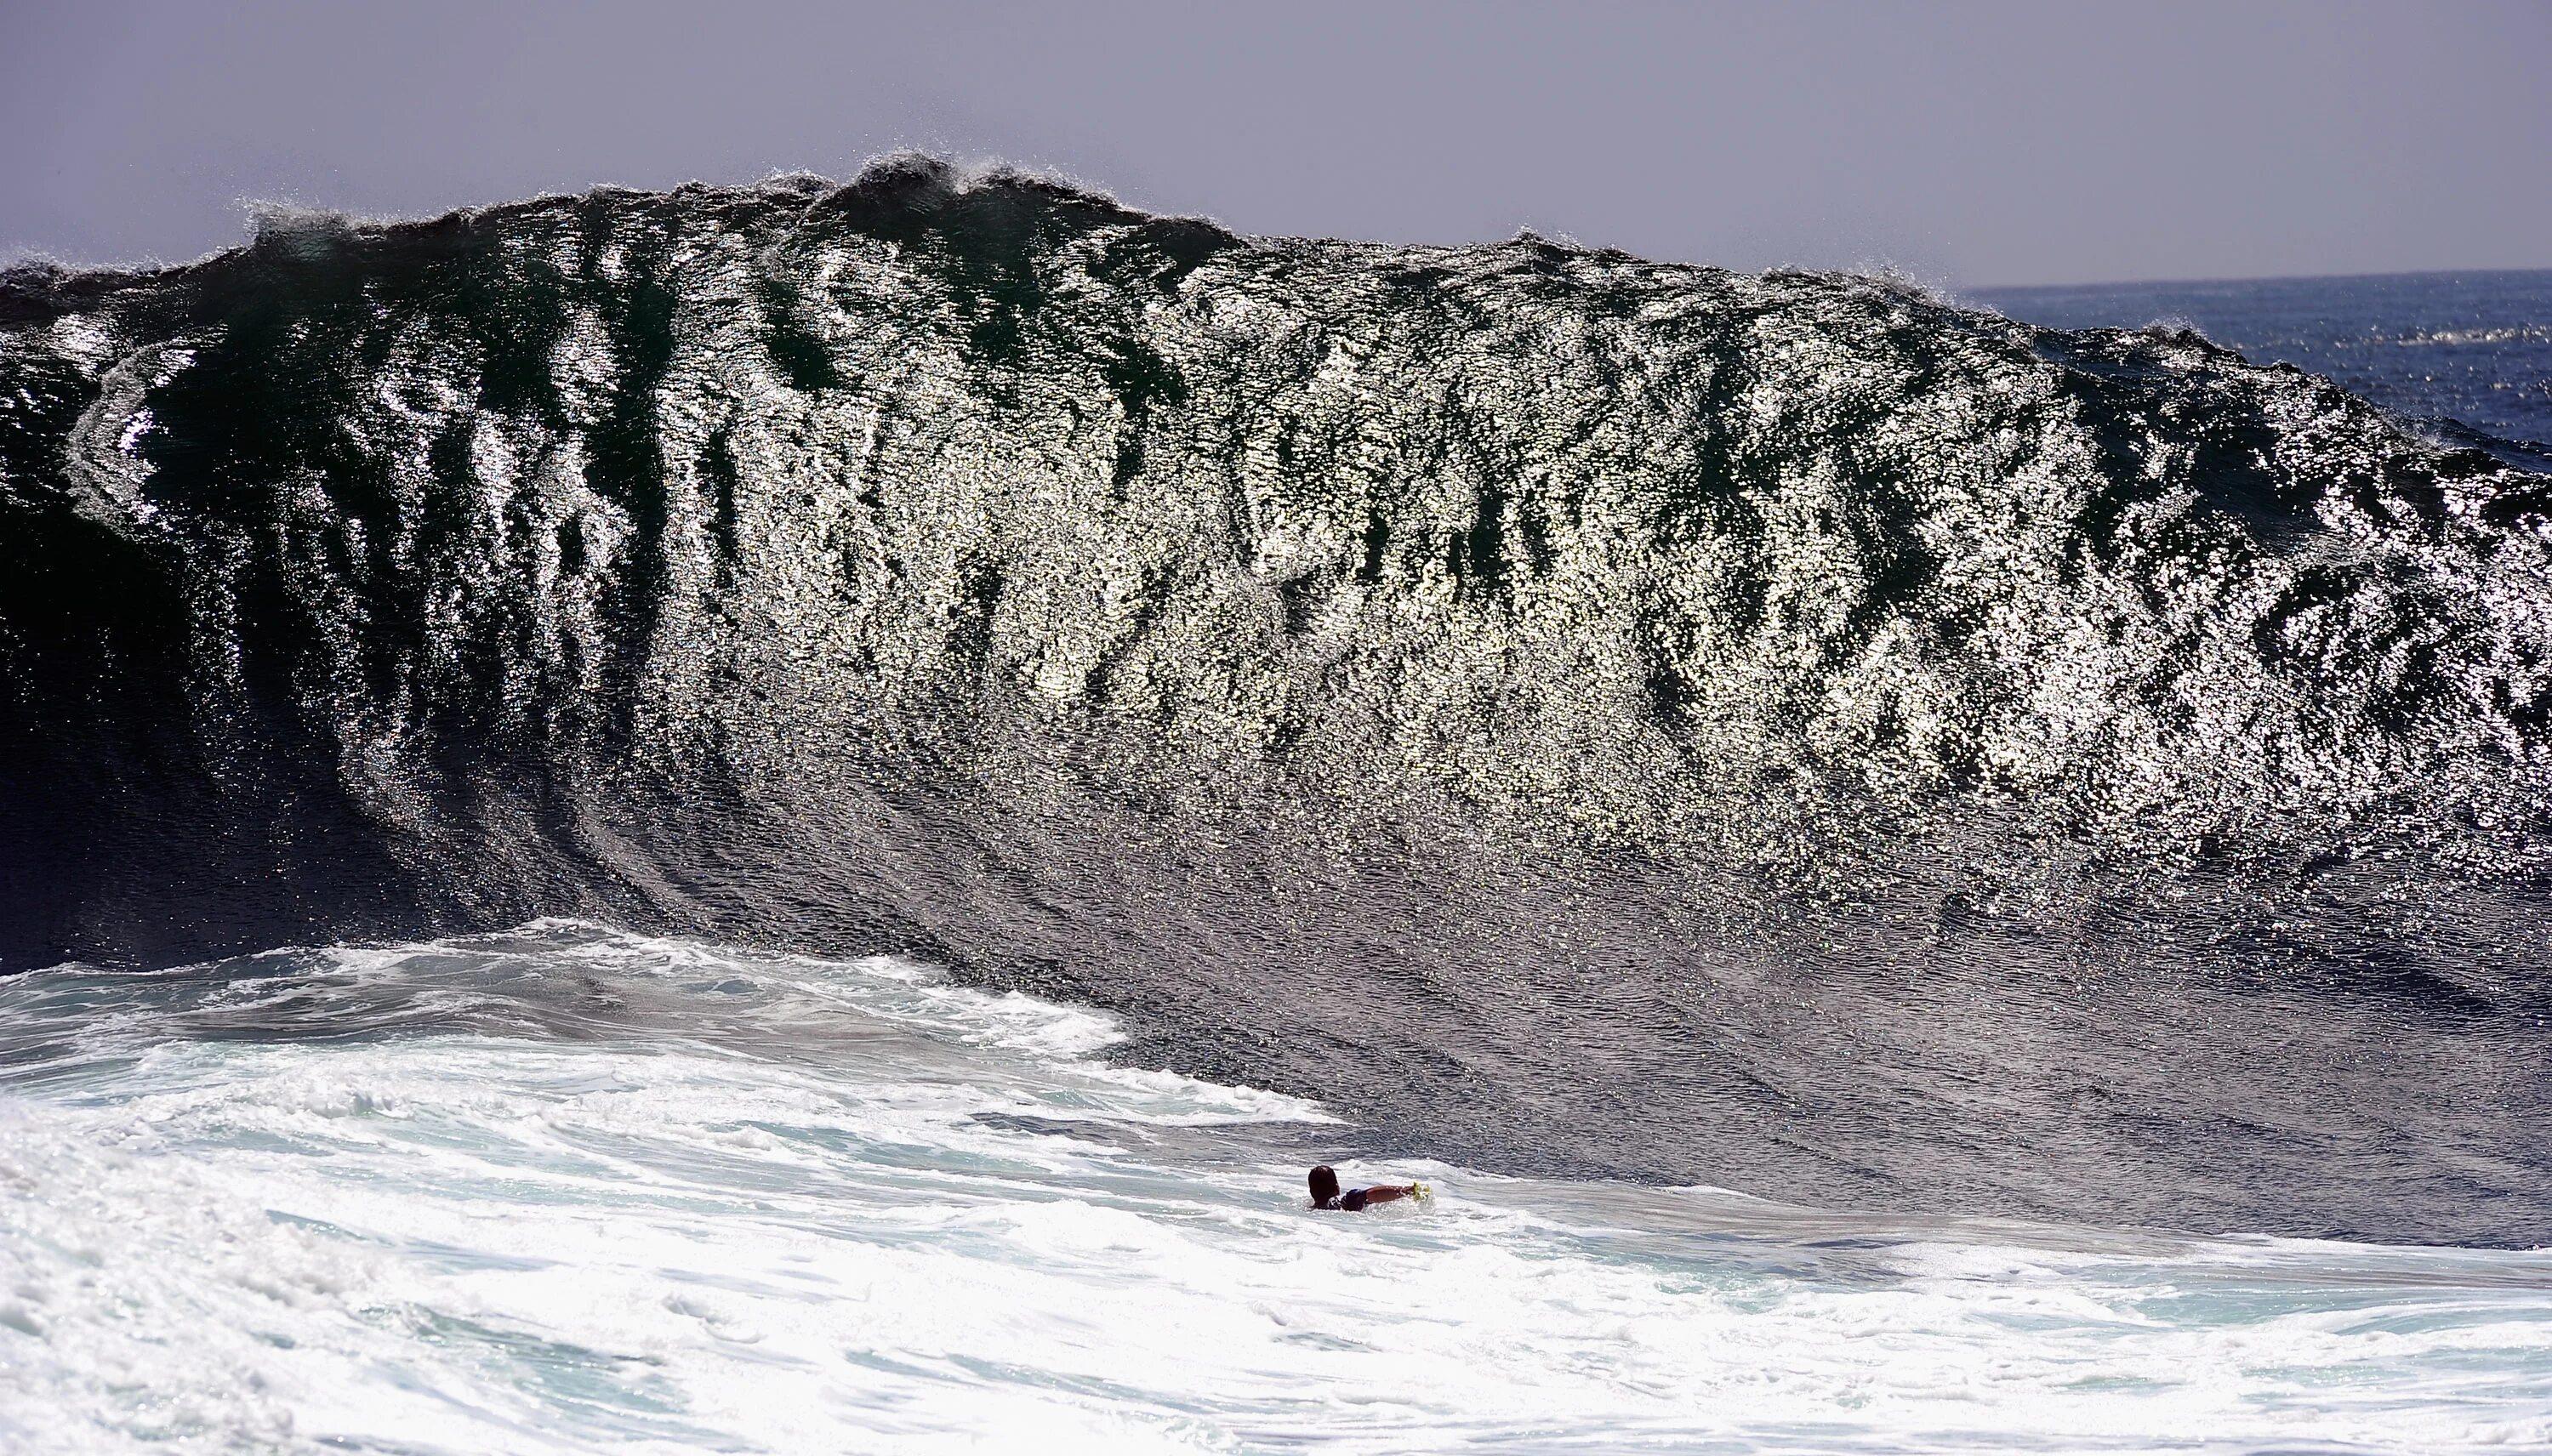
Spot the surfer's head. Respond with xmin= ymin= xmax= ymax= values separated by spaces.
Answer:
xmin=1307 ymin=1165 xmax=1341 ymax=1206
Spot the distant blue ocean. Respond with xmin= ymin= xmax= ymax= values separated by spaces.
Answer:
xmin=1975 ymin=270 xmax=2552 ymax=449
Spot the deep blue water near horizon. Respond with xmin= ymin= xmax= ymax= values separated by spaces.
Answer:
xmin=1974 ymin=269 xmax=2552 ymax=450
xmin=7 ymin=166 xmax=2552 ymax=1454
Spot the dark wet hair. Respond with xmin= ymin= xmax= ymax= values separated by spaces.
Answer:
xmin=1308 ymin=1165 xmax=1341 ymax=1205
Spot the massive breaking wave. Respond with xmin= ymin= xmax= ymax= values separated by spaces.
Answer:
xmin=4 ymin=156 xmax=2549 ymax=1242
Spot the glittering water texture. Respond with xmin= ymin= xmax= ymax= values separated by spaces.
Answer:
xmin=3 ymin=924 xmax=2546 ymax=1455
xmin=6 ymin=158 xmax=2552 ymax=1243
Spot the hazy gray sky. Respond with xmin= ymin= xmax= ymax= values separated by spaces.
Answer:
xmin=4 ymin=0 xmax=2547 ymax=287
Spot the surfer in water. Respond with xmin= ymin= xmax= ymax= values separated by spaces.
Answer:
xmin=1308 ymin=1164 xmax=1427 ymax=1211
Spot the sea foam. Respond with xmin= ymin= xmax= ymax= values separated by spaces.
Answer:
xmin=3 ymin=924 xmax=2545 ymax=1453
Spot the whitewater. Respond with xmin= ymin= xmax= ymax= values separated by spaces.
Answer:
xmin=4 ymin=921 xmax=2546 ymax=1454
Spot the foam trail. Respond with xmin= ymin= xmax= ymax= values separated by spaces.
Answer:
xmin=3 ymin=924 xmax=2545 ymax=1453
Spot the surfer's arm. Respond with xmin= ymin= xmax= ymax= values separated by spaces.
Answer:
xmin=1357 ymin=1185 xmax=1416 ymax=1206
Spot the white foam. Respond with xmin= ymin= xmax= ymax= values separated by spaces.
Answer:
xmin=3 ymin=926 xmax=2547 ymax=1453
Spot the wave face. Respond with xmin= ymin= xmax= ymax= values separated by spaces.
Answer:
xmin=6 ymin=158 xmax=2552 ymax=1242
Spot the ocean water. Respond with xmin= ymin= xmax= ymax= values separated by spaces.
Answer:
xmin=1974 ymin=270 xmax=2552 ymax=452
xmin=9 ymin=164 xmax=2552 ymax=1450
xmin=4 ymin=922 xmax=2547 ymax=1454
